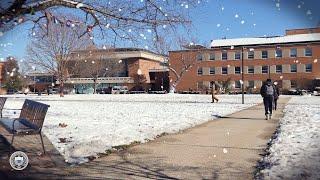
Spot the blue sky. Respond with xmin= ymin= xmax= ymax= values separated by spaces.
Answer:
xmin=0 ymin=0 xmax=319 ymax=61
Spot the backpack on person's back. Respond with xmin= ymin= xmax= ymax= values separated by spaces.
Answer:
xmin=266 ymin=85 xmax=274 ymax=96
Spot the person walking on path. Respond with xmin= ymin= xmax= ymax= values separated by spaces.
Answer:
xmin=273 ymin=81 xmax=280 ymax=111
xmin=260 ymin=79 xmax=276 ymax=120
xmin=210 ymin=81 xmax=219 ymax=103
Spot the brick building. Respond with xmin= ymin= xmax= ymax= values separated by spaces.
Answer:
xmin=64 ymin=48 xmax=169 ymax=93
xmin=169 ymin=27 xmax=320 ymax=93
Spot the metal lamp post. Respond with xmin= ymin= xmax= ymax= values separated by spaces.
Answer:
xmin=241 ymin=47 xmax=244 ymax=104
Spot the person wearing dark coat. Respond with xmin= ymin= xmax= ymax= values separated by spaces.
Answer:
xmin=210 ymin=81 xmax=219 ymax=103
xmin=260 ymin=79 xmax=277 ymax=120
xmin=273 ymin=82 xmax=280 ymax=111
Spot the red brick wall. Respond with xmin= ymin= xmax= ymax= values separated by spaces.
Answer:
xmin=286 ymin=27 xmax=320 ymax=35
xmin=127 ymin=58 xmax=163 ymax=83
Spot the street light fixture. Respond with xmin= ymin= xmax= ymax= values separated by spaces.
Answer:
xmin=241 ymin=47 xmax=254 ymax=104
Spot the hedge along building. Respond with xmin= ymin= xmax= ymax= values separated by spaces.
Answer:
xmin=62 ymin=48 xmax=169 ymax=94
xmin=169 ymin=27 xmax=320 ymax=93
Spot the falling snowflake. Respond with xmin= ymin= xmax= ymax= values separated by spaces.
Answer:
xmin=234 ymin=14 xmax=239 ymax=18
xmin=275 ymin=3 xmax=280 ymax=8
xmin=253 ymin=23 xmax=256 ymax=27
xmin=163 ymin=25 xmax=167 ymax=29
xmin=147 ymin=29 xmax=152 ymax=33
xmin=140 ymin=33 xmax=145 ymax=37
xmin=314 ymin=59 xmax=318 ymax=63
xmin=32 ymin=32 xmax=36 ymax=36
xmin=213 ymin=154 xmax=216 ymax=158
xmin=105 ymin=23 xmax=110 ymax=28
xmin=240 ymin=80 xmax=243 ymax=84
xmin=118 ymin=8 xmax=122 ymax=12
xmin=144 ymin=45 xmax=149 ymax=49
xmin=0 ymin=32 xmax=3 ymax=37
xmin=91 ymin=60 xmax=95 ymax=64
xmin=297 ymin=5 xmax=301 ymax=8
xmin=223 ymin=148 xmax=228 ymax=153
xmin=185 ymin=4 xmax=189 ymax=9
xmin=18 ymin=18 xmax=24 ymax=23
xmin=230 ymin=45 xmax=234 ymax=49
xmin=241 ymin=20 xmax=245 ymax=24
xmin=128 ymin=29 xmax=132 ymax=33
xmin=226 ymin=27 xmax=230 ymax=31
xmin=118 ymin=59 xmax=122 ymax=63
xmin=221 ymin=6 xmax=224 ymax=11
xmin=216 ymin=23 xmax=221 ymax=27
xmin=103 ymin=45 xmax=107 ymax=49
xmin=306 ymin=10 xmax=312 ymax=15
xmin=76 ymin=3 xmax=84 ymax=8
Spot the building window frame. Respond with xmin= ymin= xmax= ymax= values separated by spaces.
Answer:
xmin=248 ymin=51 xmax=254 ymax=59
xmin=276 ymin=65 xmax=282 ymax=73
xmin=235 ymin=52 xmax=241 ymax=60
xmin=306 ymin=63 xmax=312 ymax=72
xmin=305 ymin=47 xmax=312 ymax=57
xmin=248 ymin=81 xmax=254 ymax=88
xmin=275 ymin=49 xmax=282 ymax=58
xmin=209 ymin=67 xmax=215 ymax=75
xmin=235 ymin=66 xmax=241 ymax=74
xmin=197 ymin=67 xmax=203 ymax=75
xmin=290 ymin=64 xmax=297 ymax=73
xmin=196 ymin=53 xmax=203 ymax=61
xmin=222 ymin=67 xmax=228 ymax=74
xmin=290 ymin=80 xmax=297 ymax=88
xmin=197 ymin=81 xmax=204 ymax=90
xmin=209 ymin=53 xmax=215 ymax=60
xmin=222 ymin=52 xmax=228 ymax=60
xmin=262 ymin=50 xmax=268 ymax=59
xmin=235 ymin=81 xmax=241 ymax=89
xmin=262 ymin=66 xmax=268 ymax=74
xmin=290 ymin=48 xmax=297 ymax=58
xmin=247 ymin=66 xmax=254 ymax=74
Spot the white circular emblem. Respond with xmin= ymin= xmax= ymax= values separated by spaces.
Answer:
xmin=9 ymin=151 xmax=29 ymax=171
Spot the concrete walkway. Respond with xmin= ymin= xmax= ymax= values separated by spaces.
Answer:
xmin=0 ymin=97 xmax=290 ymax=179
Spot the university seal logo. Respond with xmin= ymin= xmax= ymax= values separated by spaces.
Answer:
xmin=9 ymin=151 xmax=29 ymax=171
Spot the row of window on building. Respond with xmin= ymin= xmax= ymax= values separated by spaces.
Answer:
xmin=197 ymin=63 xmax=313 ymax=75
xmin=197 ymin=47 xmax=313 ymax=61
xmin=197 ymin=80 xmax=298 ymax=90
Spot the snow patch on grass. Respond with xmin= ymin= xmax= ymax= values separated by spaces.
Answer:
xmin=257 ymin=96 xmax=320 ymax=179
xmin=3 ymin=94 xmax=261 ymax=164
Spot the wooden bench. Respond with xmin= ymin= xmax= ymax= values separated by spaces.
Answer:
xmin=0 ymin=97 xmax=7 ymax=118
xmin=0 ymin=99 xmax=50 ymax=154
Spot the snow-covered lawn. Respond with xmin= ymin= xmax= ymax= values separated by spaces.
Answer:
xmin=258 ymin=96 xmax=320 ymax=179
xmin=3 ymin=94 xmax=261 ymax=164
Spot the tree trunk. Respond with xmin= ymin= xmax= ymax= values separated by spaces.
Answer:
xmin=93 ymin=78 xmax=97 ymax=94
xmin=59 ymin=80 xmax=65 ymax=97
